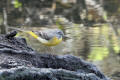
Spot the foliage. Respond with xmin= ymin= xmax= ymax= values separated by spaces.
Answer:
xmin=13 ymin=0 xmax=22 ymax=8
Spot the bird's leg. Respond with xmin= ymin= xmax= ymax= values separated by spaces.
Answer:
xmin=45 ymin=46 xmax=54 ymax=54
xmin=45 ymin=46 xmax=50 ymax=54
xmin=50 ymin=47 xmax=55 ymax=54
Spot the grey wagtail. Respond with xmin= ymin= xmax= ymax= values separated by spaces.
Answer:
xmin=8 ymin=27 xmax=64 ymax=46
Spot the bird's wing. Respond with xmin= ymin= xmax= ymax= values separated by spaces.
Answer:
xmin=33 ymin=31 xmax=52 ymax=40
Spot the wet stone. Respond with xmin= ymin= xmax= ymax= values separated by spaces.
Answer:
xmin=0 ymin=31 xmax=110 ymax=80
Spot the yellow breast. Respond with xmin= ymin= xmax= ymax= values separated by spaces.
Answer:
xmin=43 ymin=37 xmax=62 ymax=46
xmin=26 ymin=31 xmax=62 ymax=46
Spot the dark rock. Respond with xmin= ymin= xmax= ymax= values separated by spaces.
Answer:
xmin=0 ymin=31 xmax=110 ymax=80
xmin=0 ymin=67 xmax=107 ymax=80
xmin=5 ymin=30 xmax=17 ymax=39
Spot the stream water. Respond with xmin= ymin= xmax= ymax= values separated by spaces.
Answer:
xmin=18 ymin=23 xmax=120 ymax=80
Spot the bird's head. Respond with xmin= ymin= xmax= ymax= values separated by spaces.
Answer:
xmin=55 ymin=29 xmax=64 ymax=39
xmin=53 ymin=29 xmax=69 ymax=41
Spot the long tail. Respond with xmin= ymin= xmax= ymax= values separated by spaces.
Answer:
xmin=8 ymin=27 xmax=48 ymax=44
xmin=8 ymin=27 xmax=36 ymax=38
xmin=8 ymin=27 xmax=26 ymax=32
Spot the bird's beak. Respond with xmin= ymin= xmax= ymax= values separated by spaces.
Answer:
xmin=63 ymin=35 xmax=71 ymax=40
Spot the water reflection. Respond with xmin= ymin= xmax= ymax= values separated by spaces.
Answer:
xmin=17 ymin=24 xmax=120 ymax=79
xmin=64 ymin=24 xmax=120 ymax=79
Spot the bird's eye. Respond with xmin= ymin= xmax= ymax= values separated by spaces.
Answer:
xmin=57 ymin=31 xmax=61 ymax=34
xmin=57 ymin=31 xmax=63 ymax=35
xmin=57 ymin=31 xmax=64 ymax=36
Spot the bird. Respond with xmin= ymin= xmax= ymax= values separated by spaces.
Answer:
xmin=26 ymin=28 xmax=64 ymax=46
xmin=8 ymin=27 xmax=64 ymax=46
